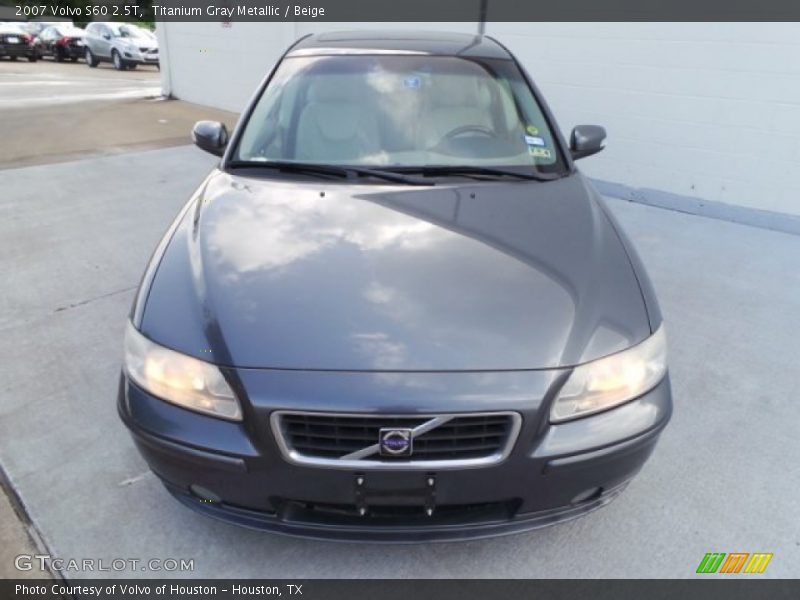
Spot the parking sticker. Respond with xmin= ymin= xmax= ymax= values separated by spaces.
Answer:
xmin=524 ymin=135 xmax=545 ymax=146
xmin=529 ymin=147 xmax=552 ymax=159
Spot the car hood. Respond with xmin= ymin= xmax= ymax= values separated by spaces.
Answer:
xmin=139 ymin=170 xmax=651 ymax=371
xmin=120 ymin=38 xmax=156 ymax=49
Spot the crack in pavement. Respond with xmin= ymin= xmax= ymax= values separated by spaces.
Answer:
xmin=118 ymin=472 xmax=153 ymax=488
xmin=54 ymin=286 xmax=137 ymax=313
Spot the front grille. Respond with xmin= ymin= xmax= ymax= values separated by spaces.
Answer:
xmin=271 ymin=411 xmax=522 ymax=469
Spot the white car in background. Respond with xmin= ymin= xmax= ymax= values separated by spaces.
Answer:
xmin=84 ymin=22 xmax=158 ymax=70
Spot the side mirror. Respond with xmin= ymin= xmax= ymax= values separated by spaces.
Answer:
xmin=570 ymin=125 xmax=606 ymax=160
xmin=102 ymin=33 xmax=111 ymax=40
xmin=192 ymin=121 xmax=228 ymax=157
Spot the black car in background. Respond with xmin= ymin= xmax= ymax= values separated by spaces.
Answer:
xmin=21 ymin=20 xmax=70 ymax=38
xmin=35 ymin=24 xmax=86 ymax=62
xmin=0 ymin=23 xmax=37 ymax=62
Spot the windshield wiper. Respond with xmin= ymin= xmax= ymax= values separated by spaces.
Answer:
xmin=388 ymin=165 xmax=560 ymax=182
xmin=226 ymin=160 xmax=432 ymax=186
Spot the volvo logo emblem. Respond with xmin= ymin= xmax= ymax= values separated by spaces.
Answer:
xmin=379 ymin=428 xmax=413 ymax=457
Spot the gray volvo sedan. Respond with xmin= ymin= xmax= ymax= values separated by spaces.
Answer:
xmin=119 ymin=31 xmax=671 ymax=541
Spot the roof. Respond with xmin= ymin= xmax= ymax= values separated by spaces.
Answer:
xmin=287 ymin=31 xmax=512 ymax=59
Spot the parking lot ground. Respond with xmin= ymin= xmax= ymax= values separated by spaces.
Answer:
xmin=1 ymin=145 xmax=799 ymax=578
xmin=0 ymin=59 xmax=237 ymax=169
xmin=0 ymin=481 xmax=52 ymax=579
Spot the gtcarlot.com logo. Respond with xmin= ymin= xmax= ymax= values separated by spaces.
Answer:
xmin=696 ymin=552 xmax=773 ymax=574
xmin=15 ymin=554 xmax=194 ymax=573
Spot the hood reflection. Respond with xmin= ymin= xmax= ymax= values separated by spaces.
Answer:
xmin=141 ymin=170 xmax=650 ymax=370
xmin=205 ymin=187 xmax=438 ymax=279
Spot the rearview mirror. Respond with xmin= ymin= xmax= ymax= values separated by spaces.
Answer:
xmin=192 ymin=121 xmax=228 ymax=157
xmin=570 ymin=125 xmax=606 ymax=160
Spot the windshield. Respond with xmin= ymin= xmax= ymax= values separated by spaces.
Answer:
xmin=57 ymin=27 xmax=85 ymax=37
xmin=114 ymin=24 xmax=150 ymax=39
xmin=234 ymin=55 xmax=565 ymax=174
xmin=0 ymin=23 xmax=26 ymax=33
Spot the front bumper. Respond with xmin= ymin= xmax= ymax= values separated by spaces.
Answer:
xmin=122 ymin=49 xmax=159 ymax=65
xmin=63 ymin=43 xmax=85 ymax=58
xmin=0 ymin=43 xmax=34 ymax=58
xmin=118 ymin=371 xmax=672 ymax=542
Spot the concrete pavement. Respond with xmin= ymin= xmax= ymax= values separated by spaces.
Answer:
xmin=0 ymin=59 xmax=160 ymax=107
xmin=0 ymin=60 xmax=237 ymax=169
xmin=1 ymin=145 xmax=798 ymax=578
xmin=0 ymin=59 xmax=234 ymax=578
xmin=0 ymin=483 xmax=52 ymax=579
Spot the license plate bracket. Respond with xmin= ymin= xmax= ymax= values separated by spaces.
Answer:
xmin=354 ymin=473 xmax=437 ymax=516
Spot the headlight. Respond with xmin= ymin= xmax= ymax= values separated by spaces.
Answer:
xmin=551 ymin=325 xmax=667 ymax=423
xmin=124 ymin=322 xmax=242 ymax=421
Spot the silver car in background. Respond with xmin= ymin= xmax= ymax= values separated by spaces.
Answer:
xmin=84 ymin=22 xmax=158 ymax=70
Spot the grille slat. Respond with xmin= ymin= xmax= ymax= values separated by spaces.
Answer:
xmin=275 ymin=412 xmax=519 ymax=465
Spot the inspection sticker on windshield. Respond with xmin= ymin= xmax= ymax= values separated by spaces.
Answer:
xmin=526 ymin=125 xmax=539 ymax=135
xmin=524 ymin=135 xmax=545 ymax=146
xmin=403 ymin=76 xmax=421 ymax=89
xmin=529 ymin=147 xmax=552 ymax=159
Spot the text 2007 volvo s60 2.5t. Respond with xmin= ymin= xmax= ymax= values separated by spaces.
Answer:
xmin=119 ymin=31 xmax=671 ymax=541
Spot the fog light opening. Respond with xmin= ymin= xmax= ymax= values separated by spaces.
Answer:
xmin=189 ymin=484 xmax=222 ymax=504
xmin=570 ymin=487 xmax=602 ymax=505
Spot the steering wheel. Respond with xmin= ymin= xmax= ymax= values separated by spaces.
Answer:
xmin=440 ymin=124 xmax=497 ymax=143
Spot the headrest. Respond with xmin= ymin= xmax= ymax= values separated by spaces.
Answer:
xmin=431 ymin=76 xmax=489 ymax=108
xmin=307 ymin=76 xmax=362 ymax=103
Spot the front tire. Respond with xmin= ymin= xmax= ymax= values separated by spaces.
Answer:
xmin=85 ymin=48 xmax=98 ymax=67
xmin=112 ymin=50 xmax=124 ymax=71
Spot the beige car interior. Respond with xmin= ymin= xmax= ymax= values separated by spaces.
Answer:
xmin=236 ymin=64 xmax=552 ymax=167
xmin=293 ymin=71 xmax=528 ymax=165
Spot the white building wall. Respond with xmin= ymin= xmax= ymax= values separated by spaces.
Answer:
xmin=156 ymin=22 xmax=297 ymax=114
xmin=486 ymin=23 xmax=800 ymax=215
xmin=156 ymin=22 xmax=479 ymax=113
xmin=157 ymin=21 xmax=800 ymax=217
